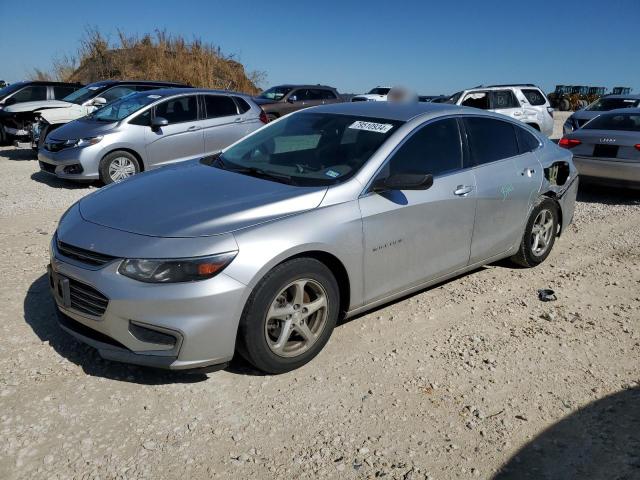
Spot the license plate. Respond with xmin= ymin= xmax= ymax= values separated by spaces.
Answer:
xmin=48 ymin=265 xmax=71 ymax=308
xmin=592 ymin=144 xmax=619 ymax=158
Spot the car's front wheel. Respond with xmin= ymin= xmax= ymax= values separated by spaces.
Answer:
xmin=511 ymin=197 xmax=559 ymax=267
xmin=99 ymin=151 xmax=140 ymax=185
xmin=237 ymin=258 xmax=340 ymax=374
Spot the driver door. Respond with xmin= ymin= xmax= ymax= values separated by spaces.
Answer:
xmin=359 ymin=118 xmax=477 ymax=303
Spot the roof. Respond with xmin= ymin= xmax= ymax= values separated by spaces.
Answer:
xmin=85 ymin=80 xmax=190 ymax=88
xmin=310 ymin=101 xmax=463 ymax=121
xmin=6 ymin=80 xmax=82 ymax=86
xmin=271 ymin=84 xmax=338 ymax=90
xmin=600 ymin=94 xmax=640 ymax=100
xmin=602 ymin=107 xmax=640 ymax=114
xmin=126 ymin=87 xmax=251 ymax=97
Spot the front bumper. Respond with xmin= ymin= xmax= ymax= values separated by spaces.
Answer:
xmin=48 ymin=239 xmax=249 ymax=370
xmin=573 ymin=156 xmax=640 ymax=187
xmin=38 ymin=143 xmax=103 ymax=180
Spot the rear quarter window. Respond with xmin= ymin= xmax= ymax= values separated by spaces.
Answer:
xmin=521 ymin=89 xmax=547 ymax=106
xmin=233 ymin=96 xmax=251 ymax=113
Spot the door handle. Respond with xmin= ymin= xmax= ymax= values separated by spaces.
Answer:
xmin=234 ymin=117 xmax=242 ymax=123
xmin=521 ymin=167 xmax=536 ymax=177
xmin=513 ymin=111 xmax=523 ymax=116
xmin=454 ymin=185 xmax=474 ymax=196
xmin=187 ymin=125 xmax=201 ymax=131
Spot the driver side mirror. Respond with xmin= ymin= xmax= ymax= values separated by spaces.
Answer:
xmin=151 ymin=116 xmax=169 ymax=131
xmin=91 ymin=97 xmax=107 ymax=107
xmin=372 ymin=173 xmax=434 ymax=192
xmin=287 ymin=95 xmax=297 ymax=103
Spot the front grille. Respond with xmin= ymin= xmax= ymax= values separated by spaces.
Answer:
xmin=68 ymin=278 xmax=109 ymax=317
xmin=39 ymin=161 xmax=56 ymax=173
xmin=57 ymin=239 xmax=117 ymax=266
xmin=351 ymin=97 xmax=368 ymax=102
xmin=44 ymin=138 xmax=71 ymax=152
xmin=57 ymin=311 xmax=125 ymax=348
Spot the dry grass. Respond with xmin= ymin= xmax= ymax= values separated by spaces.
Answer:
xmin=30 ymin=28 xmax=264 ymax=94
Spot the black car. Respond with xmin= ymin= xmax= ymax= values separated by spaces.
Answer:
xmin=0 ymin=81 xmax=82 ymax=143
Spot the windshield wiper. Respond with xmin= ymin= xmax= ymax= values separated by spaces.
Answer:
xmin=228 ymin=166 xmax=296 ymax=185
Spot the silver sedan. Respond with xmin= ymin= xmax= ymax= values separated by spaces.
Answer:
xmin=48 ymin=102 xmax=578 ymax=374
xmin=559 ymin=108 xmax=640 ymax=189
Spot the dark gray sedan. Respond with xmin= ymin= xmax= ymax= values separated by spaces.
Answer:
xmin=560 ymin=108 xmax=640 ymax=189
xmin=563 ymin=94 xmax=640 ymax=135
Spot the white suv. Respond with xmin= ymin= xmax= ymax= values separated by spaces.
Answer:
xmin=351 ymin=87 xmax=391 ymax=102
xmin=448 ymin=84 xmax=554 ymax=137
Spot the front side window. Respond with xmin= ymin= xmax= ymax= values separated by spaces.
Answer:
xmin=155 ymin=95 xmax=198 ymax=124
xmin=583 ymin=113 xmax=640 ymax=132
xmin=100 ymin=86 xmax=137 ymax=103
xmin=203 ymin=95 xmax=238 ymax=118
xmin=291 ymin=89 xmax=312 ymax=101
xmin=53 ymin=85 xmax=78 ymax=99
xmin=464 ymin=117 xmax=519 ymax=165
xmin=586 ymin=97 xmax=640 ymax=111
xmin=461 ymin=92 xmax=489 ymax=109
xmin=368 ymin=87 xmax=391 ymax=95
xmin=257 ymin=86 xmax=292 ymax=101
xmin=387 ymin=118 xmax=462 ymax=177
xmin=217 ymin=113 xmax=402 ymax=186
xmin=10 ymin=85 xmax=47 ymax=103
xmin=491 ymin=90 xmax=520 ymax=109
xmin=90 ymin=92 xmax=162 ymax=122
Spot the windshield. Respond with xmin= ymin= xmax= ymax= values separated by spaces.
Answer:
xmin=583 ymin=113 xmax=640 ymax=132
xmin=258 ymin=86 xmax=293 ymax=101
xmin=0 ymin=82 xmax=26 ymax=99
xmin=88 ymin=92 xmax=161 ymax=122
xmin=586 ymin=97 xmax=639 ymax=111
xmin=62 ymin=83 xmax=108 ymax=104
xmin=368 ymin=87 xmax=391 ymax=95
xmin=215 ymin=112 xmax=403 ymax=186
xmin=445 ymin=91 xmax=462 ymax=104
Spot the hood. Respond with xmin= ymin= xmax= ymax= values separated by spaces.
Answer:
xmin=78 ymin=161 xmax=328 ymax=238
xmin=46 ymin=117 xmax=118 ymax=140
xmin=4 ymin=100 xmax=73 ymax=113
xmin=251 ymin=97 xmax=279 ymax=106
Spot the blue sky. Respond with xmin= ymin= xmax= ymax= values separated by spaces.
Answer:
xmin=1 ymin=0 xmax=638 ymax=95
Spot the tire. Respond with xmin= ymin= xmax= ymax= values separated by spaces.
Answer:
xmin=559 ymin=98 xmax=570 ymax=111
xmin=99 ymin=150 xmax=140 ymax=185
xmin=237 ymin=258 xmax=340 ymax=374
xmin=511 ymin=197 xmax=559 ymax=268
xmin=0 ymin=124 xmax=6 ymax=145
xmin=37 ymin=124 xmax=52 ymax=150
xmin=267 ymin=113 xmax=278 ymax=122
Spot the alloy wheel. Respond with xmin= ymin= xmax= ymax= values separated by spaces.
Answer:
xmin=264 ymin=279 xmax=329 ymax=358
xmin=530 ymin=209 xmax=554 ymax=257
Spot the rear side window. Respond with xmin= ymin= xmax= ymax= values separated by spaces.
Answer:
xmin=11 ymin=85 xmax=47 ymax=103
xmin=491 ymin=90 xmax=520 ymax=109
xmin=521 ymin=88 xmax=546 ymax=106
xmin=464 ymin=117 xmax=519 ymax=165
xmin=388 ymin=118 xmax=462 ymax=177
xmin=515 ymin=126 xmax=540 ymax=153
xmin=53 ymin=86 xmax=78 ymax=99
xmin=155 ymin=95 xmax=198 ymax=123
xmin=203 ymin=95 xmax=238 ymax=118
xmin=233 ymin=96 xmax=251 ymax=113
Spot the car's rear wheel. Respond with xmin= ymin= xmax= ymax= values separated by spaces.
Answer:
xmin=267 ymin=113 xmax=278 ymax=122
xmin=99 ymin=151 xmax=140 ymax=185
xmin=511 ymin=197 xmax=559 ymax=267
xmin=237 ymin=258 xmax=339 ymax=374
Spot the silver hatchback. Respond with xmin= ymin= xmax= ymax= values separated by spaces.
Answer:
xmin=38 ymin=88 xmax=266 ymax=184
xmin=49 ymin=102 xmax=578 ymax=374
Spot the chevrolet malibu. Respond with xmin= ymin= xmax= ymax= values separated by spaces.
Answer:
xmin=49 ymin=103 xmax=578 ymax=374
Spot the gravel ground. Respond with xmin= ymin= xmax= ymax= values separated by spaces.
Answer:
xmin=0 ymin=112 xmax=639 ymax=480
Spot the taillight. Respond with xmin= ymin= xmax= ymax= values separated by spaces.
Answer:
xmin=559 ymin=137 xmax=581 ymax=149
xmin=546 ymin=106 xmax=554 ymax=117
xmin=634 ymin=144 xmax=640 ymax=151
xmin=259 ymin=110 xmax=268 ymax=124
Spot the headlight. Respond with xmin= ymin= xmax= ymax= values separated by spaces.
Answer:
xmin=65 ymin=136 xmax=103 ymax=148
xmin=118 ymin=252 xmax=237 ymax=283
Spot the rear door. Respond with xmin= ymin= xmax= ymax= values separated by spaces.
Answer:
xmin=359 ymin=117 xmax=477 ymax=303
xmin=200 ymin=94 xmax=247 ymax=153
xmin=144 ymin=94 xmax=204 ymax=168
xmin=490 ymin=89 xmax=526 ymax=122
xmin=463 ymin=116 xmax=542 ymax=263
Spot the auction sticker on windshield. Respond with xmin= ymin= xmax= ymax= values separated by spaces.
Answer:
xmin=348 ymin=121 xmax=394 ymax=133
